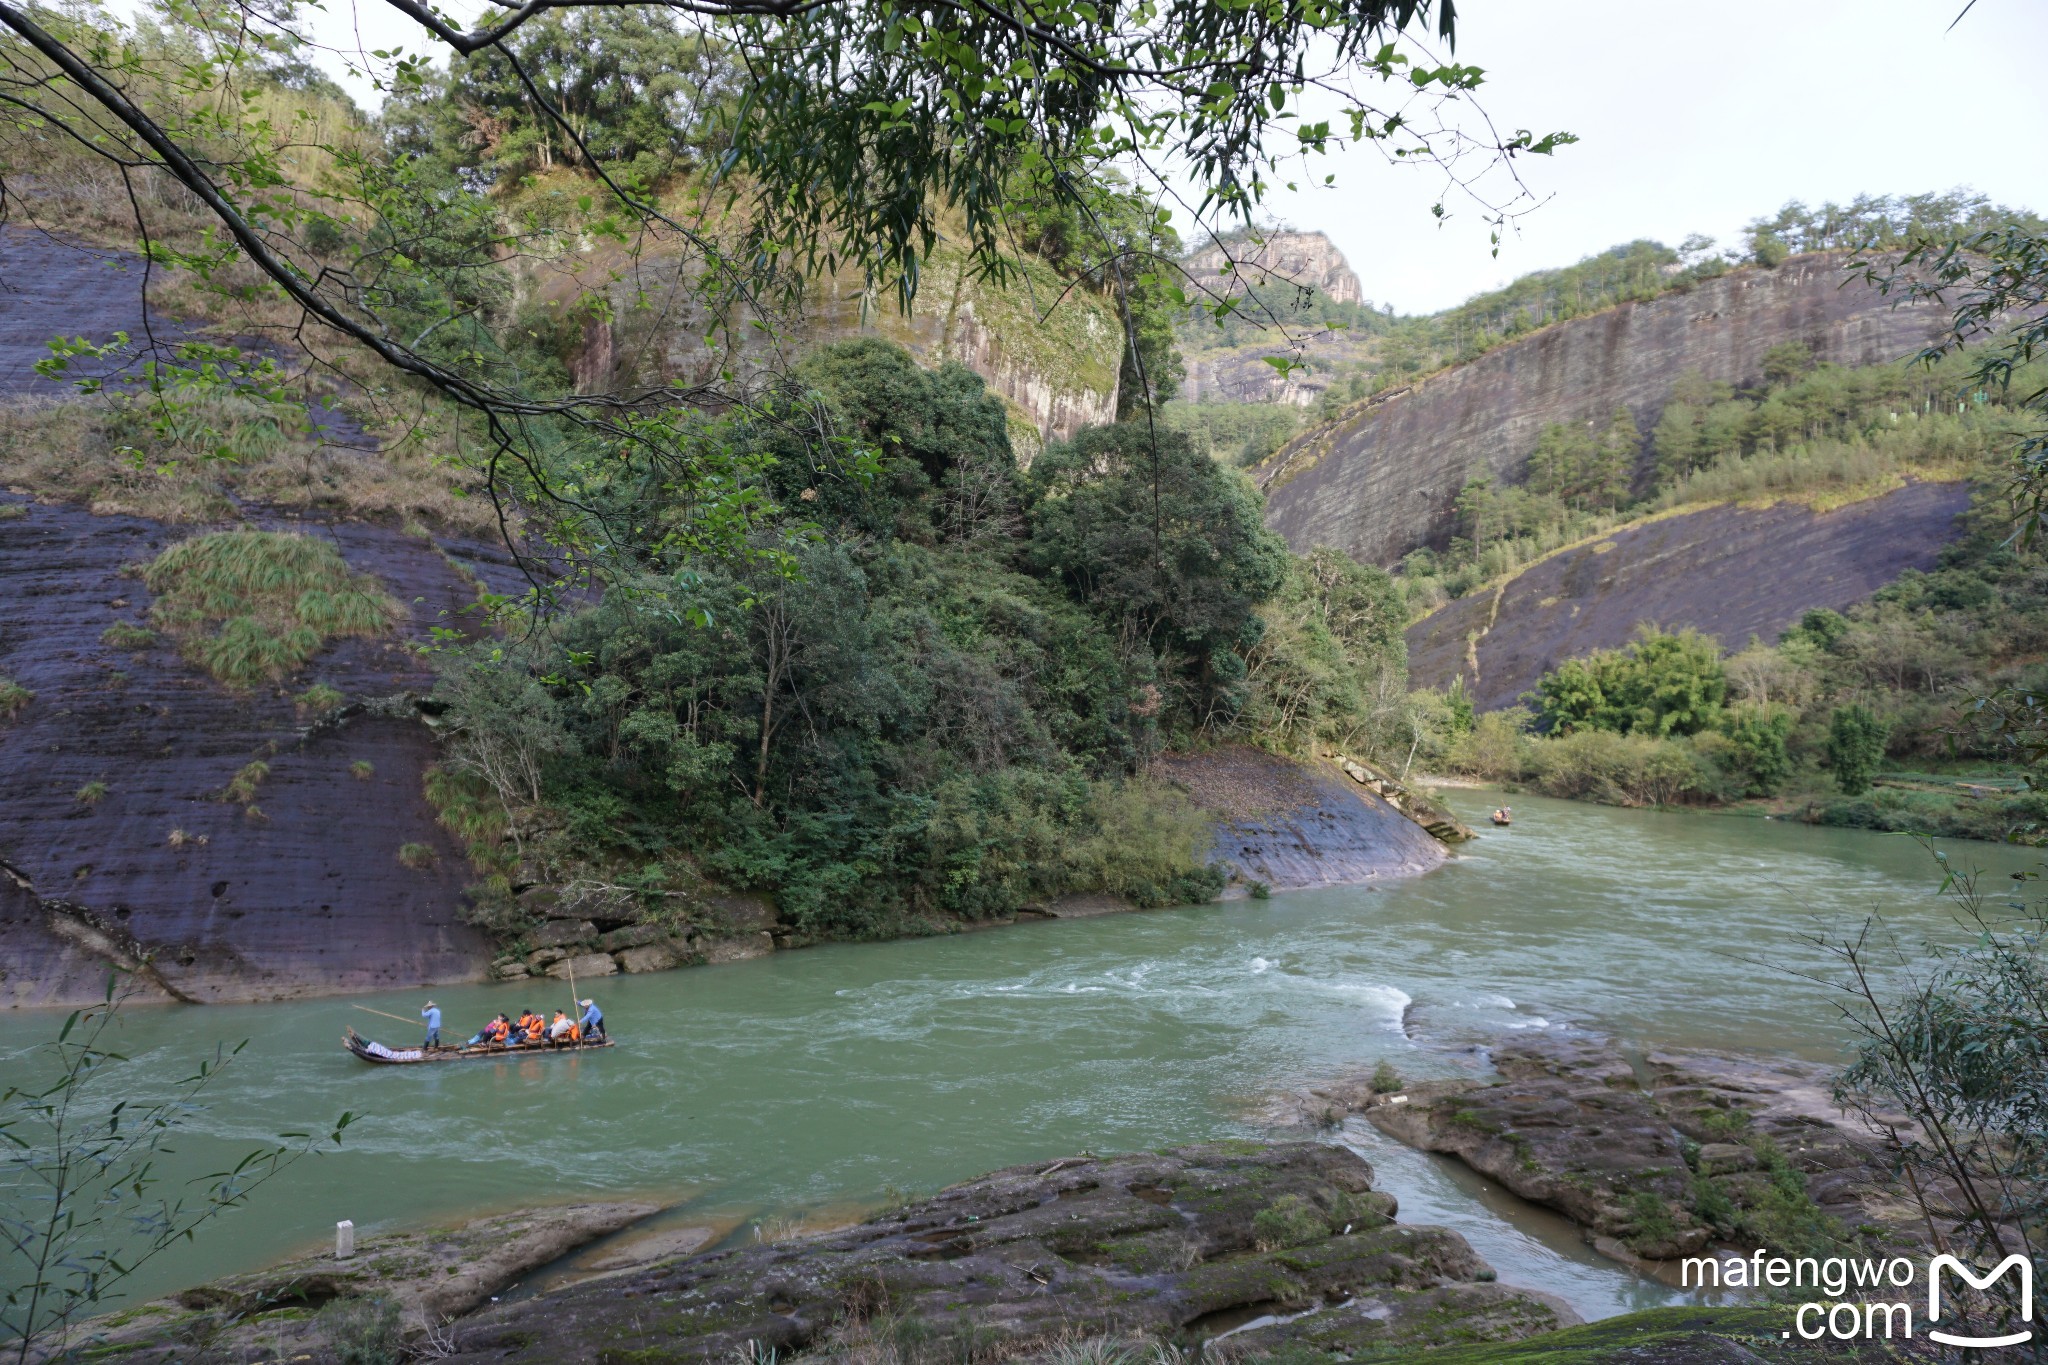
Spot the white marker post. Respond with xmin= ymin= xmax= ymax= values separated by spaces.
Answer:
xmin=336 ymin=1220 xmax=356 ymax=1259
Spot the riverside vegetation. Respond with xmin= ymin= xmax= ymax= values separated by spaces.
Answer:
xmin=1386 ymin=341 xmax=2048 ymax=842
xmin=427 ymin=340 xmax=1412 ymax=945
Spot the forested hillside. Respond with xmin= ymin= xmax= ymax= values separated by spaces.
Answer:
xmin=0 ymin=3 xmax=1436 ymax=1002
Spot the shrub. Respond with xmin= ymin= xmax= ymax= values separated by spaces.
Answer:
xmin=295 ymin=682 xmax=345 ymax=714
xmin=0 ymin=674 xmax=31 ymax=721
xmin=1531 ymin=627 xmax=1726 ymax=737
xmin=1252 ymin=1194 xmax=1330 ymax=1250
xmin=1445 ymin=709 xmax=1532 ymax=782
xmin=316 ymin=1295 xmax=402 ymax=1365
xmin=1529 ymin=728 xmax=1713 ymax=807
xmin=100 ymin=622 xmax=156 ymax=650
xmin=350 ymin=760 xmax=375 ymax=780
xmin=1370 ymin=1061 xmax=1402 ymax=1093
xmin=397 ymin=842 xmax=438 ymax=870
xmin=221 ymin=760 xmax=269 ymax=804
xmin=1715 ymin=704 xmax=1796 ymax=796
xmin=1064 ymin=779 xmax=1224 ymax=910
xmin=74 ymin=781 xmax=107 ymax=806
xmin=1826 ymin=704 xmax=1892 ymax=796
xmin=143 ymin=530 xmax=401 ymax=687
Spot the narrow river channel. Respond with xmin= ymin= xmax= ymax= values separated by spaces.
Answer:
xmin=7 ymin=790 xmax=2037 ymax=1322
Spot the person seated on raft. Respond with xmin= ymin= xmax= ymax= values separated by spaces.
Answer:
xmin=464 ymin=1013 xmax=511 ymax=1047
xmin=547 ymin=1010 xmax=578 ymax=1043
xmin=515 ymin=1010 xmax=546 ymax=1046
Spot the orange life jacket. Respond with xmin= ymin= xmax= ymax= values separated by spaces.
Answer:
xmin=487 ymin=1020 xmax=509 ymax=1041
xmin=567 ymin=1022 xmax=582 ymax=1041
xmin=524 ymin=1017 xmax=546 ymax=1041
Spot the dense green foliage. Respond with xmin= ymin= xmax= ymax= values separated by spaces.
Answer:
xmin=1157 ymin=400 xmax=1303 ymax=469
xmin=1531 ymin=628 xmax=1726 ymax=738
xmin=1824 ymin=706 xmax=1890 ymax=797
xmin=433 ymin=343 xmax=1404 ymax=940
xmin=1418 ymin=484 xmax=2048 ymax=840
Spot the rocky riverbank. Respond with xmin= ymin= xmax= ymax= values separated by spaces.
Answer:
xmin=481 ymin=747 xmax=1470 ymax=986
xmin=1280 ymin=1031 xmax=1925 ymax=1269
xmin=66 ymin=1136 xmax=1899 ymax=1365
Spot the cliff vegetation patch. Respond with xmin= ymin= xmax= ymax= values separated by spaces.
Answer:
xmin=143 ymin=530 xmax=403 ymax=688
xmin=0 ymin=393 xmax=492 ymax=532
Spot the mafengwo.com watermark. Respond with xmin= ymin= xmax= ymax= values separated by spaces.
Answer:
xmin=1684 ymin=1251 xmax=2035 ymax=1348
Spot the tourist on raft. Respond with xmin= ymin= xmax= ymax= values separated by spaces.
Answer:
xmin=547 ymin=1010 xmax=579 ymax=1042
xmin=420 ymin=1000 xmax=442 ymax=1048
xmin=466 ymin=1013 xmax=512 ymax=1047
xmin=579 ymin=998 xmax=605 ymax=1041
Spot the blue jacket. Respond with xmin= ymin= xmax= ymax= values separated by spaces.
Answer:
xmin=580 ymin=1004 xmax=602 ymax=1030
xmin=421 ymin=1006 xmax=442 ymax=1030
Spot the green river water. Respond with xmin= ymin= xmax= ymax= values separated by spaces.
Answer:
xmin=7 ymin=789 xmax=2040 ymax=1324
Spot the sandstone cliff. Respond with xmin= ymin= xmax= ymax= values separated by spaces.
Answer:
xmin=1257 ymin=254 xmax=1950 ymax=566
xmin=1183 ymin=229 xmax=1364 ymax=307
xmin=560 ymin=238 xmax=1123 ymax=458
xmin=0 ymin=226 xmax=498 ymax=1008
xmin=1179 ymin=230 xmax=1374 ymax=406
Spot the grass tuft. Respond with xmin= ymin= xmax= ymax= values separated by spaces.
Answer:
xmin=75 ymin=780 xmax=108 ymax=806
xmin=144 ymin=530 xmax=401 ymax=687
xmin=294 ymin=682 xmax=345 ymax=714
xmin=350 ymin=759 xmax=375 ymax=780
xmin=101 ymin=621 xmax=157 ymax=650
xmin=0 ymin=675 xmax=31 ymax=721
xmin=222 ymin=760 xmax=270 ymax=804
xmin=397 ymin=842 xmax=438 ymax=870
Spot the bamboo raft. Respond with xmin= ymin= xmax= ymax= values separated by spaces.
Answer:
xmin=343 ymin=1026 xmax=615 ymax=1065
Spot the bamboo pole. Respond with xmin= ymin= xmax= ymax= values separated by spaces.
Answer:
xmin=566 ymin=956 xmax=580 ymax=1046
xmin=352 ymin=1004 xmax=418 ymax=1027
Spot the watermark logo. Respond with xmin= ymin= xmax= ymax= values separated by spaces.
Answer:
xmin=1682 ymin=1251 xmax=2036 ymax=1347
xmin=1929 ymin=1254 xmax=2034 ymax=1350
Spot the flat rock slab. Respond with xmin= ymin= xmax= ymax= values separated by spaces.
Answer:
xmin=441 ymin=1142 xmax=1577 ymax=1362
xmin=72 ymin=1200 xmax=659 ymax=1360
xmin=1338 ymin=1031 xmax=1923 ymax=1263
xmin=1157 ymin=746 xmax=1448 ymax=890
xmin=1406 ymin=482 xmax=1970 ymax=711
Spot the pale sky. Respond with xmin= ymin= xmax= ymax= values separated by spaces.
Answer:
xmin=292 ymin=0 xmax=2048 ymax=315
xmin=1252 ymin=0 xmax=2048 ymax=313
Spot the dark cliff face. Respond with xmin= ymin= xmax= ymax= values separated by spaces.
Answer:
xmin=1258 ymin=255 xmax=1950 ymax=567
xmin=0 ymin=228 xmax=498 ymax=1006
xmin=1403 ymin=482 xmax=1971 ymax=712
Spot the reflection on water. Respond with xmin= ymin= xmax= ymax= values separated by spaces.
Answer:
xmin=3 ymin=789 xmax=2031 ymax=1321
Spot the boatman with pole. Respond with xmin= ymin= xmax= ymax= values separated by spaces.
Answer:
xmin=579 ymin=998 xmax=605 ymax=1042
xmin=420 ymin=999 xmax=442 ymax=1049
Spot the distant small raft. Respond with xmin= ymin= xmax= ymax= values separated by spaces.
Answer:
xmin=343 ymin=1026 xmax=615 ymax=1065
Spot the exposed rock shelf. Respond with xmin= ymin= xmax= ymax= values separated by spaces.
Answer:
xmin=1155 ymin=746 xmax=1458 ymax=892
xmin=1404 ymin=483 xmax=1971 ymax=710
xmin=1288 ymin=1031 xmax=1925 ymax=1266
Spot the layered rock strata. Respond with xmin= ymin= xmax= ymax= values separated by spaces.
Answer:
xmin=1403 ymin=481 xmax=1971 ymax=710
xmin=1258 ymin=255 xmax=1949 ymax=566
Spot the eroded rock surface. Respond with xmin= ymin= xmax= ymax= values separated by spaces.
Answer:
xmin=67 ymin=1201 xmax=659 ymax=1362
xmin=0 ymin=226 xmax=508 ymax=1005
xmin=1329 ymin=1033 xmax=1918 ymax=1264
xmin=1156 ymin=746 xmax=1451 ymax=892
xmin=441 ymin=1143 xmax=1575 ymax=1362
xmin=1405 ymin=482 xmax=1971 ymax=710
xmin=1258 ymin=254 xmax=1948 ymax=567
